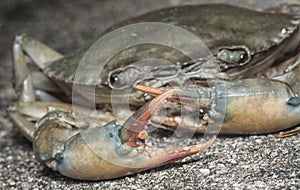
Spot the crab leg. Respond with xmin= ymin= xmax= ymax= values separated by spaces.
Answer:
xmin=275 ymin=127 xmax=300 ymax=138
xmin=13 ymin=36 xmax=35 ymax=102
xmin=13 ymin=35 xmax=64 ymax=102
xmin=8 ymin=100 xmax=116 ymax=141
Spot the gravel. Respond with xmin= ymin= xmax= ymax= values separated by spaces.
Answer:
xmin=0 ymin=0 xmax=299 ymax=189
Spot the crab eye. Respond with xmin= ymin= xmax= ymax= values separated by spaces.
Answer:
xmin=109 ymin=67 xmax=141 ymax=89
xmin=110 ymin=73 xmax=119 ymax=86
xmin=217 ymin=46 xmax=250 ymax=67
xmin=237 ymin=51 xmax=248 ymax=64
xmin=109 ymin=71 xmax=127 ymax=89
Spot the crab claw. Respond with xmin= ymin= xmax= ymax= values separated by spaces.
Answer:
xmin=134 ymin=84 xmax=212 ymax=131
xmin=116 ymin=88 xmax=216 ymax=167
xmin=32 ymin=89 xmax=215 ymax=180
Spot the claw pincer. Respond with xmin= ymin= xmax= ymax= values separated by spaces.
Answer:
xmin=30 ymin=89 xmax=215 ymax=180
xmin=135 ymin=78 xmax=300 ymax=136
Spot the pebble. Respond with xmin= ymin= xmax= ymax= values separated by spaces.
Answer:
xmin=199 ymin=169 xmax=210 ymax=176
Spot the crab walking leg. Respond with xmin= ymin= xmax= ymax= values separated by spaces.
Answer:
xmin=8 ymin=100 xmax=116 ymax=142
xmin=276 ymin=127 xmax=300 ymax=138
xmin=15 ymin=35 xmax=64 ymax=69
xmin=135 ymin=77 xmax=300 ymax=136
xmin=13 ymin=36 xmax=35 ymax=102
xmin=11 ymin=35 xmax=87 ymax=141
xmin=29 ymin=89 xmax=216 ymax=180
xmin=8 ymin=110 xmax=36 ymax=141
xmin=13 ymin=35 xmax=64 ymax=102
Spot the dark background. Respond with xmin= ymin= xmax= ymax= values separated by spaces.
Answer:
xmin=0 ymin=0 xmax=299 ymax=189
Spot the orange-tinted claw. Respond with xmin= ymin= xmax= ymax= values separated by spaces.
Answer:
xmin=134 ymin=84 xmax=164 ymax=96
xmin=159 ymin=135 xmax=216 ymax=164
xmin=118 ymin=88 xmax=216 ymax=168
xmin=122 ymin=135 xmax=216 ymax=170
xmin=120 ymin=88 xmax=181 ymax=144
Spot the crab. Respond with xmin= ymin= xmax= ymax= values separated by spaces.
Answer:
xmin=8 ymin=4 xmax=300 ymax=180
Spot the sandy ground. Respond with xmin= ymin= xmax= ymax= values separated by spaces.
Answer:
xmin=0 ymin=0 xmax=299 ymax=189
